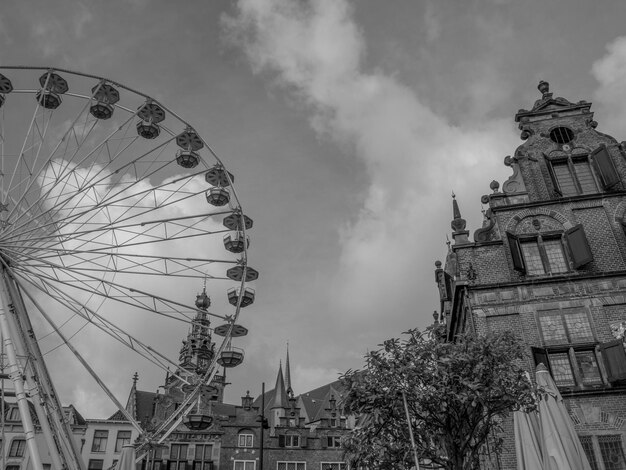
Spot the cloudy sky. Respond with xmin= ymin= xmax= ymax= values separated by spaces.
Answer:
xmin=3 ymin=0 xmax=626 ymax=419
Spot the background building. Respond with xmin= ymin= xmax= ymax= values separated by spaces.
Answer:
xmin=436 ymin=81 xmax=626 ymax=469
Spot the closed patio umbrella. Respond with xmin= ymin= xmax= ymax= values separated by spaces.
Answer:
xmin=514 ymin=408 xmax=544 ymax=469
xmin=536 ymin=364 xmax=592 ymax=470
xmin=116 ymin=444 xmax=137 ymax=470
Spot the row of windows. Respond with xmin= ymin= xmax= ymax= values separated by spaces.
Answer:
xmin=91 ymin=430 xmax=132 ymax=453
xmin=142 ymin=461 xmax=345 ymax=470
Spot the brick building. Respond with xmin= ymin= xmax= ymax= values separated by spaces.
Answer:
xmin=435 ymin=81 xmax=626 ymax=469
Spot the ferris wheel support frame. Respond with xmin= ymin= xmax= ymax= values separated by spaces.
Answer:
xmin=0 ymin=265 xmax=85 ymax=470
xmin=0 ymin=272 xmax=45 ymax=470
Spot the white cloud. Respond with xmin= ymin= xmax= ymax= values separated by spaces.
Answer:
xmin=222 ymin=0 xmax=514 ymax=328
xmin=592 ymin=36 xmax=626 ymax=135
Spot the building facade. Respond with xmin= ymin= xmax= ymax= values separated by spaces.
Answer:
xmin=436 ymin=81 xmax=626 ymax=469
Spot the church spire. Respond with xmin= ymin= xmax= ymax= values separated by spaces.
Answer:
xmin=272 ymin=361 xmax=288 ymax=408
xmin=285 ymin=343 xmax=293 ymax=398
xmin=125 ymin=372 xmax=139 ymax=420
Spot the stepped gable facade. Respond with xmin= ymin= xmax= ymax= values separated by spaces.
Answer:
xmin=436 ymin=81 xmax=626 ymax=469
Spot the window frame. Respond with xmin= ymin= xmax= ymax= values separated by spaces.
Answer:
xmin=517 ymin=232 xmax=569 ymax=275
xmin=168 ymin=443 xmax=189 ymax=470
xmin=88 ymin=460 xmax=104 ymax=470
xmin=115 ymin=430 xmax=132 ymax=452
xmin=91 ymin=430 xmax=109 ymax=453
xmin=326 ymin=436 xmax=342 ymax=448
xmin=580 ymin=433 xmax=626 ymax=470
xmin=532 ymin=309 xmax=626 ymax=390
xmin=277 ymin=462 xmax=306 ymax=470
xmin=546 ymin=145 xmax=621 ymax=197
xmin=321 ymin=464 xmax=347 ymax=470
xmin=507 ymin=225 xmax=593 ymax=275
xmin=238 ymin=433 xmax=254 ymax=448
xmin=234 ymin=460 xmax=256 ymax=470
xmin=194 ymin=443 xmax=213 ymax=470
xmin=9 ymin=438 xmax=26 ymax=457
xmin=285 ymin=434 xmax=300 ymax=447
xmin=7 ymin=406 xmax=21 ymax=421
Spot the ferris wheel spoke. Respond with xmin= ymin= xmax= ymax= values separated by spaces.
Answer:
xmin=5 ymin=85 xmax=138 ymax=225
xmin=2 ymin=210 xmax=231 ymax=257
xmin=4 ymin=133 xmax=175 ymax=238
xmin=1 ymin=171 xmax=226 ymax=247
xmin=11 ymin=269 xmax=191 ymax=383
xmin=2 ymin=244 xmax=234 ymax=278
xmin=8 ymin=258 xmax=229 ymax=322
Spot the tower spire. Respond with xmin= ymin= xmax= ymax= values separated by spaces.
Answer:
xmin=272 ymin=361 xmax=288 ymax=408
xmin=285 ymin=343 xmax=293 ymax=398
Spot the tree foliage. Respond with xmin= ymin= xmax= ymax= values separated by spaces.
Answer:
xmin=340 ymin=325 xmax=536 ymax=470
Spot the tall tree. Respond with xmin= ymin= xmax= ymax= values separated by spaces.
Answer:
xmin=341 ymin=325 xmax=536 ymax=470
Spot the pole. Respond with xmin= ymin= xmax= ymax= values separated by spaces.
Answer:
xmin=260 ymin=382 xmax=265 ymax=470
xmin=0 ymin=290 xmax=44 ymax=470
xmin=402 ymin=391 xmax=420 ymax=470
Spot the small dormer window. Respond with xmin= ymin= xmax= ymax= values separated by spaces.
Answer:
xmin=549 ymin=127 xmax=575 ymax=144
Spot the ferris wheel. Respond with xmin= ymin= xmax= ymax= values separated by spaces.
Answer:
xmin=0 ymin=66 xmax=257 ymax=469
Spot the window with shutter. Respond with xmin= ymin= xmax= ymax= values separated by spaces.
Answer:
xmin=600 ymin=340 xmax=626 ymax=382
xmin=545 ymin=152 xmax=611 ymax=197
xmin=591 ymin=145 xmax=620 ymax=189
xmin=278 ymin=435 xmax=285 ymax=447
xmin=565 ymin=224 xmax=593 ymax=268
xmin=507 ymin=232 xmax=525 ymax=273
xmin=546 ymin=157 xmax=563 ymax=195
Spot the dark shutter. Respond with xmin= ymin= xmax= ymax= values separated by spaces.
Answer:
xmin=591 ymin=145 xmax=620 ymax=189
xmin=531 ymin=346 xmax=552 ymax=375
xmin=278 ymin=435 xmax=285 ymax=447
xmin=507 ymin=232 xmax=526 ymax=273
xmin=600 ymin=340 xmax=626 ymax=382
xmin=300 ymin=436 xmax=307 ymax=448
xmin=545 ymin=157 xmax=563 ymax=196
xmin=565 ymin=224 xmax=593 ymax=268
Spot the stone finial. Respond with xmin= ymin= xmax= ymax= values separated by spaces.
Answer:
xmin=538 ymin=80 xmax=550 ymax=97
xmin=132 ymin=372 xmax=139 ymax=387
xmin=490 ymin=180 xmax=500 ymax=193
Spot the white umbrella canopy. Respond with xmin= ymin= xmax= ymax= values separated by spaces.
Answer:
xmin=514 ymin=408 xmax=544 ymax=469
xmin=116 ymin=444 xmax=137 ymax=470
xmin=535 ymin=364 xmax=592 ymax=470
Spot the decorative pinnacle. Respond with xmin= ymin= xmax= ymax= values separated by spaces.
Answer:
xmin=132 ymin=372 xmax=139 ymax=387
xmin=451 ymin=193 xmax=467 ymax=232
xmin=538 ymin=80 xmax=550 ymax=97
